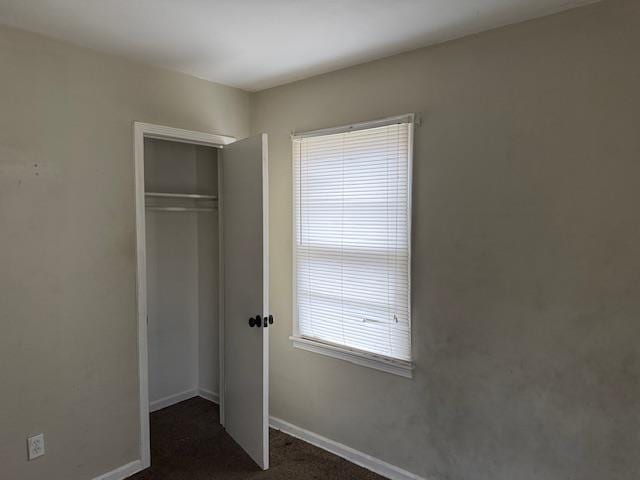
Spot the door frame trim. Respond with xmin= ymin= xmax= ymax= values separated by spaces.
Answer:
xmin=260 ymin=133 xmax=270 ymax=468
xmin=133 ymin=122 xmax=235 ymax=468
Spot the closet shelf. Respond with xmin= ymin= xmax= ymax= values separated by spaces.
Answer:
xmin=145 ymin=192 xmax=218 ymax=212
xmin=146 ymin=206 xmax=217 ymax=212
xmin=145 ymin=192 xmax=218 ymax=200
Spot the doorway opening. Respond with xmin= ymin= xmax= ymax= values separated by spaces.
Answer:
xmin=133 ymin=123 xmax=270 ymax=472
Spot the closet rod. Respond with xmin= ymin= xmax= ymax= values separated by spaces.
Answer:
xmin=145 ymin=206 xmax=217 ymax=212
xmin=145 ymin=192 xmax=218 ymax=200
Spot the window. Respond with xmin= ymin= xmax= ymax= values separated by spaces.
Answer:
xmin=292 ymin=115 xmax=413 ymax=377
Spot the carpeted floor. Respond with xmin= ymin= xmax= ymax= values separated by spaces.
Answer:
xmin=128 ymin=396 xmax=386 ymax=480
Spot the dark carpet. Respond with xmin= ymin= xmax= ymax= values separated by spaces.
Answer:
xmin=128 ymin=396 xmax=386 ymax=480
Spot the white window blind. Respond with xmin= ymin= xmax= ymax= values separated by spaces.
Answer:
xmin=293 ymin=117 xmax=412 ymax=362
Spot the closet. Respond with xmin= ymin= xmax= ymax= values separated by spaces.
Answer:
xmin=134 ymin=123 xmax=270 ymax=470
xmin=144 ymin=138 xmax=219 ymax=411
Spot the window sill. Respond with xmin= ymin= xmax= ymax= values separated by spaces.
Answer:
xmin=290 ymin=336 xmax=414 ymax=378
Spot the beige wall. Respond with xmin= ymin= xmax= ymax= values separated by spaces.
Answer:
xmin=0 ymin=26 xmax=249 ymax=479
xmin=251 ymin=1 xmax=640 ymax=479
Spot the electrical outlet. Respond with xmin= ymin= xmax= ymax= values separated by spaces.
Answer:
xmin=27 ymin=433 xmax=45 ymax=460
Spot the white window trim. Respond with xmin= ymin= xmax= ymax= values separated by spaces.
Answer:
xmin=290 ymin=335 xmax=414 ymax=378
xmin=291 ymin=114 xmax=415 ymax=378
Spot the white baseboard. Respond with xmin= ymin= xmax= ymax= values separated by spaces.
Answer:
xmin=149 ymin=388 xmax=198 ymax=412
xmin=269 ymin=417 xmax=426 ymax=480
xmin=92 ymin=460 xmax=144 ymax=480
xmin=197 ymin=388 xmax=220 ymax=404
xmin=149 ymin=388 xmax=220 ymax=412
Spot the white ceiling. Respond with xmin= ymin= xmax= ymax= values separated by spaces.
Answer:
xmin=0 ymin=0 xmax=598 ymax=91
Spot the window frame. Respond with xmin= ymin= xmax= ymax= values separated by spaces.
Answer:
xmin=290 ymin=114 xmax=415 ymax=378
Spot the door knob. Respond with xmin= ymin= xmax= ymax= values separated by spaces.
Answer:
xmin=248 ymin=315 xmax=262 ymax=327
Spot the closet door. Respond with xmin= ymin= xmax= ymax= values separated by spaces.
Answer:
xmin=220 ymin=133 xmax=269 ymax=469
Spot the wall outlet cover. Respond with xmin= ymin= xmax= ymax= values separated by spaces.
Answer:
xmin=27 ymin=433 xmax=45 ymax=460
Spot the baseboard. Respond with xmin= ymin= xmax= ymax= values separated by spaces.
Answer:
xmin=269 ymin=417 xmax=426 ymax=480
xmin=92 ymin=460 xmax=144 ymax=480
xmin=197 ymin=388 xmax=220 ymax=404
xmin=149 ymin=388 xmax=198 ymax=412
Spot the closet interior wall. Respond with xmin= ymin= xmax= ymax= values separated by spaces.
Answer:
xmin=144 ymin=138 xmax=219 ymax=409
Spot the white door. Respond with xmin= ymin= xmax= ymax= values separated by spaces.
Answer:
xmin=219 ymin=133 xmax=269 ymax=469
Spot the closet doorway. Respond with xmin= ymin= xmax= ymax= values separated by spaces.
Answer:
xmin=133 ymin=123 xmax=270 ymax=471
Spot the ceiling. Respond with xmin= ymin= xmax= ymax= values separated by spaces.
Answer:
xmin=0 ymin=0 xmax=598 ymax=92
